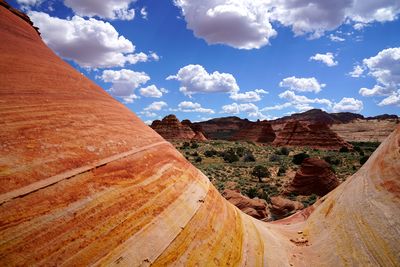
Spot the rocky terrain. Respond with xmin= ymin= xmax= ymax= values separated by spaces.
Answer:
xmin=1 ymin=3 xmax=399 ymax=266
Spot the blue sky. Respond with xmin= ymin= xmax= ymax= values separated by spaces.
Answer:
xmin=9 ymin=0 xmax=400 ymax=123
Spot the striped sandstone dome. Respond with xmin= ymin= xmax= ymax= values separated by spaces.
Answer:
xmin=0 ymin=2 xmax=399 ymax=266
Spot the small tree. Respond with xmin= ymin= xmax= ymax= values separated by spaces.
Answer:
xmin=243 ymin=153 xmax=256 ymax=162
xmin=251 ymin=165 xmax=270 ymax=182
xmin=292 ymin=152 xmax=310 ymax=165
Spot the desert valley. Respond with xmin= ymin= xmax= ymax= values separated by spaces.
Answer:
xmin=1 ymin=0 xmax=400 ymax=266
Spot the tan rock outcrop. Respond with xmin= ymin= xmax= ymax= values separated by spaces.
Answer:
xmin=222 ymin=189 xmax=270 ymax=220
xmin=270 ymin=196 xmax=304 ymax=219
xmin=0 ymin=4 xmax=399 ymax=266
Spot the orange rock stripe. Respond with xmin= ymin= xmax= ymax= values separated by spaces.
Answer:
xmin=0 ymin=141 xmax=170 ymax=205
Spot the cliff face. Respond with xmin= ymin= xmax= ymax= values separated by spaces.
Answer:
xmin=194 ymin=116 xmax=247 ymax=140
xmin=1 ymin=3 xmax=400 ymax=266
xmin=273 ymin=121 xmax=352 ymax=150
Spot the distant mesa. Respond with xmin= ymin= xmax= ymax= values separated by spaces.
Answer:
xmin=230 ymin=120 xmax=276 ymax=143
xmin=151 ymin=114 xmax=207 ymax=141
xmin=273 ymin=120 xmax=352 ymax=150
xmin=286 ymin=158 xmax=340 ymax=196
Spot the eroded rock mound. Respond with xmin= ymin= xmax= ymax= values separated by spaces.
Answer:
xmin=231 ymin=121 xmax=276 ymax=143
xmin=287 ymin=158 xmax=339 ymax=196
xmin=151 ymin=114 xmax=196 ymax=140
xmin=273 ymin=120 xmax=352 ymax=150
xmin=182 ymin=119 xmax=207 ymax=141
xmin=270 ymin=196 xmax=304 ymax=219
xmin=222 ymin=189 xmax=270 ymax=220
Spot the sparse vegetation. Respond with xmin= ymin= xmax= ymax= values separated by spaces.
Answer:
xmin=172 ymin=139 xmax=378 ymax=220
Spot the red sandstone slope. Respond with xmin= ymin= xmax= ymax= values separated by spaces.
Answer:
xmin=0 ymin=4 xmax=399 ymax=266
xmin=273 ymin=121 xmax=352 ymax=150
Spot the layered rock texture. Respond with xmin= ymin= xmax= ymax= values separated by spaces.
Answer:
xmin=151 ymin=115 xmax=206 ymax=141
xmin=231 ymin=121 xmax=276 ymax=143
xmin=222 ymin=189 xmax=270 ymax=220
xmin=273 ymin=121 xmax=352 ymax=150
xmin=286 ymin=158 xmax=340 ymax=196
xmin=1 ymin=4 xmax=400 ymax=266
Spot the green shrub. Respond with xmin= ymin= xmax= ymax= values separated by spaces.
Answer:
xmin=222 ymin=149 xmax=239 ymax=163
xmin=251 ymin=165 xmax=270 ymax=182
xmin=246 ymin=187 xmax=258 ymax=198
xmin=339 ymin=146 xmax=349 ymax=153
xmin=204 ymin=149 xmax=217 ymax=157
xmin=269 ymin=154 xmax=280 ymax=162
xmin=277 ymin=165 xmax=287 ymax=176
xmin=181 ymin=142 xmax=190 ymax=149
xmin=195 ymin=156 xmax=202 ymax=163
xmin=360 ymin=155 xmax=370 ymax=165
xmin=190 ymin=142 xmax=199 ymax=149
xmin=302 ymin=194 xmax=318 ymax=207
xmin=191 ymin=151 xmax=199 ymax=157
xmin=292 ymin=153 xmax=310 ymax=165
xmin=235 ymin=147 xmax=245 ymax=157
xmin=243 ymin=153 xmax=256 ymax=162
xmin=279 ymin=147 xmax=290 ymax=155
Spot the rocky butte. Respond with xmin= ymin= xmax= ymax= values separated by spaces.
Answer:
xmin=0 ymin=2 xmax=399 ymax=266
xmin=151 ymin=115 xmax=207 ymax=141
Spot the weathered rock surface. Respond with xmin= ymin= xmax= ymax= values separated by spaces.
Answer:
xmin=331 ymin=118 xmax=399 ymax=142
xmin=231 ymin=121 xmax=276 ymax=143
xmin=270 ymin=196 xmax=304 ymax=219
xmin=286 ymin=158 xmax=339 ymax=196
xmin=223 ymin=189 xmax=270 ymax=220
xmin=1 ymin=3 xmax=400 ymax=266
xmin=273 ymin=120 xmax=352 ymax=150
xmin=182 ymin=119 xmax=207 ymax=141
xmin=151 ymin=114 xmax=196 ymax=140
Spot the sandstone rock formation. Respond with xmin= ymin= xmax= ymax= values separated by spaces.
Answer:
xmin=1 ymin=4 xmax=400 ymax=266
xmin=231 ymin=121 xmax=276 ymax=143
xmin=182 ymin=119 xmax=207 ymax=141
xmin=273 ymin=120 xmax=352 ymax=150
xmin=151 ymin=114 xmax=197 ymax=140
xmin=270 ymin=196 xmax=304 ymax=219
xmin=286 ymin=158 xmax=340 ymax=196
xmin=222 ymin=189 xmax=270 ymax=220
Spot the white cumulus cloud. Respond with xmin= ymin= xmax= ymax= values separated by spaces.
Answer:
xmin=144 ymin=101 xmax=168 ymax=111
xmin=279 ymin=76 xmax=326 ymax=93
xmin=278 ymin=90 xmax=332 ymax=111
xmin=29 ymin=12 xmax=158 ymax=68
xmin=356 ymin=47 xmax=400 ymax=106
xmin=177 ymin=101 xmax=215 ymax=114
xmin=229 ymin=89 xmax=268 ymax=102
xmin=174 ymin=0 xmax=400 ymax=49
xmin=221 ymin=103 xmax=267 ymax=119
xmin=332 ymin=97 xmax=364 ymax=112
xmin=64 ymin=0 xmax=136 ymax=20
xmin=100 ymin=69 xmax=150 ymax=103
xmin=310 ymin=52 xmax=338 ymax=67
xmin=349 ymin=65 xmax=365 ymax=77
xmin=139 ymin=85 xmax=165 ymax=98
xmin=167 ymin=64 xmax=239 ymax=96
